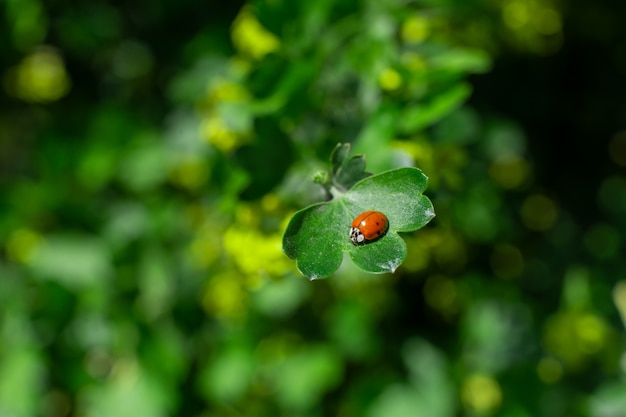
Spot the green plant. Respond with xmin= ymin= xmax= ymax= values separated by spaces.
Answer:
xmin=283 ymin=143 xmax=434 ymax=279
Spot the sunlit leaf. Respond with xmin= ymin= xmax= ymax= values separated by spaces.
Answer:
xmin=283 ymin=167 xmax=435 ymax=279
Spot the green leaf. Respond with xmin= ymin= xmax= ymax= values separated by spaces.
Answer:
xmin=430 ymin=48 xmax=492 ymax=74
xmin=398 ymin=83 xmax=472 ymax=134
xmin=349 ymin=232 xmax=407 ymax=274
xmin=330 ymin=142 xmax=350 ymax=168
xmin=345 ymin=168 xmax=433 ymax=231
xmin=330 ymin=143 xmax=371 ymax=191
xmin=283 ymin=167 xmax=434 ymax=279
xmin=282 ymin=202 xmax=347 ymax=280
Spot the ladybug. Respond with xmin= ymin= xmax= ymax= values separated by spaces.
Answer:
xmin=350 ymin=210 xmax=388 ymax=245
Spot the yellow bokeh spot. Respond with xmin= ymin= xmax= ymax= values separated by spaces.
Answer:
xmin=208 ymin=79 xmax=251 ymax=104
xmin=6 ymin=228 xmax=42 ymax=263
xmin=223 ymin=226 xmax=290 ymax=279
xmin=401 ymin=16 xmax=430 ymax=44
xmin=392 ymin=139 xmax=433 ymax=167
xmin=200 ymin=114 xmax=245 ymax=153
xmin=461 ymin=373 xmax=502 ymax=415
xmin=187 ymin=211 xmax=225 ymax=269
xmin=378 ymin=68 xmax=402 ymax=91
xmin=537 ymin=8 xmax=562 ymax=35
xmin=520 ymin=194 xmax=558 ymax=231
xmin=575 ymin=314 xmax=607 ymax=353
xmin=537 ymin=356 xmax=563 ymax=383
xmin=501 ymin=0 xmax=563 ymax=55
xmin=188 ymin=232 xmax=221 ymax=269
xmin=393 ymin=139 xmax=438 ymax=187
xmin=235 ymin=204 xmax=258 ymax=227
xmin=202 ymin=273 xmax=247 ymax=320
xmin=401 ymin=52 xmax=428 ymax=73
xmin=228 ymin=57 xmax=252 ymax=77
xmin=6 ymin=47 xmax=71 ymax=102
xmin=261 ymin=193 xmax=280 ymax=212
xmin=489 ymin=156 xmax=529 ymax=189
xmin=231 ymin=8 xmax=280 ymax=60
xmin=169 ymin=159 xmax=209 ymax=190
xmin=503 ymin=0 xmax=530 ymax=30
xmin=543 ymin=311 xmax=610 ymax=369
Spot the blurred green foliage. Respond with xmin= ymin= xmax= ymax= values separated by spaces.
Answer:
xmin=1 ymin=0 xmax=625 ymax=417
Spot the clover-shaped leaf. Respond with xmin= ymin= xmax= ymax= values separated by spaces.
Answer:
xmin=283 ymin=166 xmax=435 ymax=280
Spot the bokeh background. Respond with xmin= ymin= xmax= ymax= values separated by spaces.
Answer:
xmin=1 ymin=0 xmax=626 ymax=416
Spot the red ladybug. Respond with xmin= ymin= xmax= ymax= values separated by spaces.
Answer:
xmin=350 ymin=210 xmax=388 ymax=245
